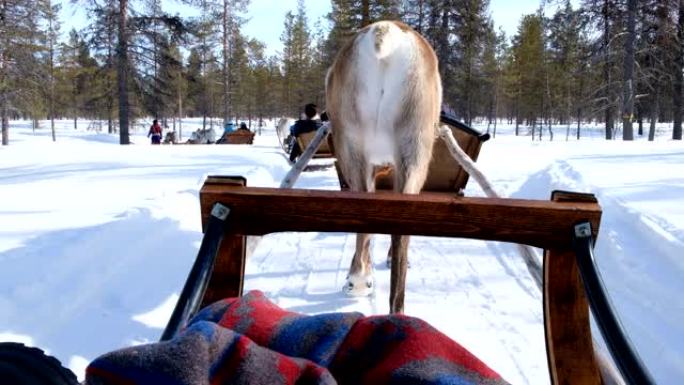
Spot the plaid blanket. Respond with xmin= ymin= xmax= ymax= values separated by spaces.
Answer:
xmin=86 ymin=290 xmax=508 ymax=385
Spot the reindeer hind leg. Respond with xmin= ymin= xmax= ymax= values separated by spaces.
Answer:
xmin=340 ymin=144 xmax=376 ymax=297
xmin=389 ymin=128 xmax=433 ymax=313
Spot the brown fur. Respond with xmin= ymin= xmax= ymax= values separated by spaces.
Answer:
xmin=326 ymin=21 xmax=442 ymax=313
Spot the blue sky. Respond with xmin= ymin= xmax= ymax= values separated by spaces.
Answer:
xmin=59 ymin=0 xmax=555 ymax=56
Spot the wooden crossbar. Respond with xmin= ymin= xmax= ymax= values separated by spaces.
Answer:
xmin=201 ymin=183 xmax=600 ymax=250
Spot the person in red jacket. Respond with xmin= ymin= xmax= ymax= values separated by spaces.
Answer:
xmin=148 ymin=119 xmax=162 ymax=145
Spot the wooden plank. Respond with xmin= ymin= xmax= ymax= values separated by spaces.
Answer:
xmin=544 ymin=248 xmax=601 ymax=385
xmin=200 ymin=234 xmax=245 ymax=308
xmin=543 ymin=190 xmax=602 ymax=385
xmin=200 ymin=185 xmax=601 ymax=250
xmin=199 ymin=177 xmax=247 ymax=308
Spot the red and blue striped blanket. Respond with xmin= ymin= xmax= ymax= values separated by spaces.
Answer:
xmin=86 ymin=290 xmax=508 ymax=384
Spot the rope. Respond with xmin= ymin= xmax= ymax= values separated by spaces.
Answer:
xmin=439 ymin=125 xmax=543 ymax=291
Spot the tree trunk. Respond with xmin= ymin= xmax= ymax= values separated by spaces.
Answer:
xmin=515 ymin=87 xmax=520 ymax=136
xmin=50 ymin=110 xmax=55 ymax=142
xmin=178 ymin=74 xmax=183 ymax=141
xmin=222 ymin=0 xmax=230 ymax=126
xmin=1 ymin=101 xmax=7 ymax=146
xmin=539 ymin=119 xmax=542 ymax=140
xmin=649 ymin=90 xmax=659 ymax=141
xmin=673 ymin=0 xmax=684 ymax=140
xmin=73 ymin=77 xmax=78 ymax=130
xmin=417 ymin=0 xmax=424 ymax=33
xmin=49 ymin=7 xmax=56 ymax=142
xmin=493 ymin=77 xmax=499 ymax=138
xmin=0 ymin=0 xmax=7 ymax=145
xmin=361 ymin=0 xmax=370 ymax=27
xmin=603 ymin=0 xmax=613 ymax=140
xmin=107 ymin=23 xmax=114 ymax=135
xmin=531 ymin=121 xmax=535 ymax=141
xmin=576 ymin=110 xmax=581 ymax=140
xmin=117 ymin=0 xmax=130 ymax=144
xmin=622 ymin=0 xmax=636 ymax=140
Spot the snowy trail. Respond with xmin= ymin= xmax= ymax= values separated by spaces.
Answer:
xmin=511 ymin=158 xmax=684 ymax=384
xmin=1 ymin=120 xmax=682 ymax=384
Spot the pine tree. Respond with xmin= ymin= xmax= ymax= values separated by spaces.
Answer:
xmin=631 ymin=0 xmax=676 ymax=141
xmin=281 ymin=0 xmax=314 ymax=116
xmin=84 ymin=0 xmax=119 ymax=133
xmin=165 ymin=42 xmax=186 ymax=139
xmin=403 ymin=0 xmax=431 ymax=33
xmin=512 ymin=14 xmax=545 ymax=132
xmin=79 ymin=0 xmax=190 ymax=141
xmin=246 ymin=39 xmax=268 ymax=129
xmin=116 ymin=0 xmax=131 ymax=143
xmin=229 ymin=30 xmax=249 ymax=123
xmin=582 ymin=0 xmax=624 ymax=139
xmin=325 ymin=0 xmax=401 ymax=67
xmin=185 ymin=48 xmax=204 ymax=119
xmin=221 ymin=0 xmax=249 ymax=126
xmin=480 ymin=21 xmax=498 ymax=128
xmin=38 ymin=0 xmax=61 ymax=141
xmin=452 ymin=0 xmax=491 ymax=125
xmin=60 ymin=30 xmax=89 ymax=130
xmin=548 ymin=0 xmax=590 ymax=138
xmin=0 ymin=1 xmax=50 ymax=145
xmin=190 ymin=0 xmax=220 ymax=129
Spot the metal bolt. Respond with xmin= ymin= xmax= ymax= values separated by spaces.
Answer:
xmin=211 ymin=203 xmax=230 ymax=220
xmin=575 ymin=222 xmax=592 ymax=238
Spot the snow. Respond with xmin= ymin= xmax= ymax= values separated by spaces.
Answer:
xmin=1 ymin=119 xmax=682 ymax=384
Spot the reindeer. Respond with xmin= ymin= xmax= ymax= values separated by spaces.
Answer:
xmin=325 ymin=21 xmax=442 ymax=314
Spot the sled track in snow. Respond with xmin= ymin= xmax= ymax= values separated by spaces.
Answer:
xmin=515 ymin=160 xmax=684 ymax=384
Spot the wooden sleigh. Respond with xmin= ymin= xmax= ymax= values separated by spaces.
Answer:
xmin=159 ymin=175 xmax=655 ymax=385
xmin=297 ymin=130 xmax=335 ymax=158
xmin=217 ymin=129 xmax=255 ymax=145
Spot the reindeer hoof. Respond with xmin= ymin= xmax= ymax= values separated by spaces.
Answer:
xmin=343 ymin=274 xmax=374 ymax=297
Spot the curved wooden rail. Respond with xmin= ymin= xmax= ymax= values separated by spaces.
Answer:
xmin=198 ymin=176 xmax=603 ymax=385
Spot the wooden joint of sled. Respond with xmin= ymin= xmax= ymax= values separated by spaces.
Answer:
xmin=199 ymin=177 xmax=603 ymax=385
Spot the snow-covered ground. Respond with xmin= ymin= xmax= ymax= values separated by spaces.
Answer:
xmin=1 ymin=119 xmax=682 ymax=384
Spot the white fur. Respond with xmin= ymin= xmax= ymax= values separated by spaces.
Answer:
xmin=348 ymin=22 xmax=417 ymax=165
xmin=343 ymin=271 xmax=374 ymax=297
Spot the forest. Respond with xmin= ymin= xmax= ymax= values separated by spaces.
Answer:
xmin=1 ymin=0 xmax=683 ymax=145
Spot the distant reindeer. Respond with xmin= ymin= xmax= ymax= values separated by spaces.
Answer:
xmin=326 ymin=21 xmax=442 ymax=313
